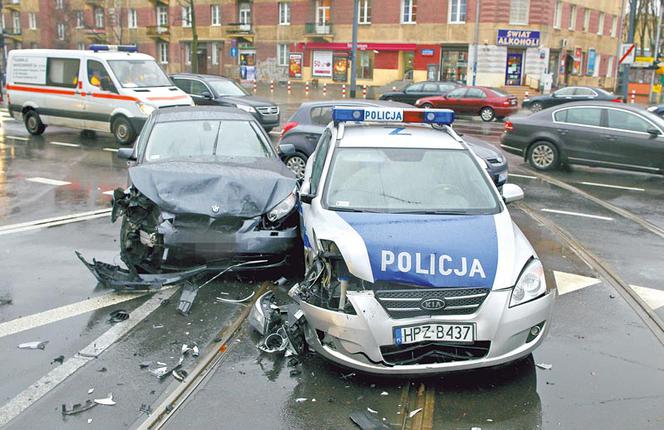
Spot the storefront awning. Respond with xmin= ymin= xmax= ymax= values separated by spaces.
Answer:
xmin=304 ymin=42 xmax=417 ymax=51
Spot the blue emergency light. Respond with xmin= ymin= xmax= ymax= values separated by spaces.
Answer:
xmin=332 ymin=107 xmax=454 ymax=125
xmin=89 ymin=44 xmax=138 ymax=53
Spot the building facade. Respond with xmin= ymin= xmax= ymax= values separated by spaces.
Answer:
xmin=1 ymin=0 xmax=622 ymax=89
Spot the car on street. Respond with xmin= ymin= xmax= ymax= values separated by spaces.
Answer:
xmin=378 ymin=81 xmax=463 ymax=105
xmin=113 ymin=106 xmax=300 ymax=273
xmin=647 ymin=104 xmax=664 ymax=118
xmin=415 ymin=86 xmax=519 ymax=122
xmin=521 ymin=86 xmax=623 ymax=112
xmin=170 ymin=73 xmax=280 ymax=131
xmin=501 ymin=102 xmax=664 ymax=173
xmin=284 ymin=106 xmax=554 ymax=375
xmin=278 ymin=100 xmax=509 ymax=186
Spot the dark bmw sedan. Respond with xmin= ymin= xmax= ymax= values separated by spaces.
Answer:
xmin=522 ymin=86 xmax=622 ymax=112
xmin=501 ymin=102 xmax=664 ymax=174
xmin=170 ymin=73 xmax=280 ymax=131
xmin=378 ymin=81 xmax=462 ymax=105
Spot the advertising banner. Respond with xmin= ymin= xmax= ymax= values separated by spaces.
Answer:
xmin=12 ymin=56 xmax=47 ymax=84
xmin=332 ymin=54 xmax=348 ymax=82
xmin=496 ymin=30 xmax=541 ymax=47
xmin=312 ymin=50 xmax=333 ymax=77
xmin=289 ymin=53 xmax=303 ymax=79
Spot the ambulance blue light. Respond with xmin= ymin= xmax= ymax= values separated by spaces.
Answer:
xmin=89 ymin=44 xmax=138 ymax=53
xmin=332 ymin=107 xmax=454 ymax=125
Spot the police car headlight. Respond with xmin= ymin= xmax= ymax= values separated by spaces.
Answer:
xmin=509 ymin=259 xmax=546 ymax=307
xmin=137 ymin=102 xmax=156 ymax=116
xmin=267 ymin=192 xmax=297 ymax=222
xmin=236 ymin=104 xmax=256 ymax=113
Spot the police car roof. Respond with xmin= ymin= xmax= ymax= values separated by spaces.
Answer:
xmin=9 ymin=49 xmax=155 ymax=61
xmin=337 ymin=123 xmax=465 ymax=150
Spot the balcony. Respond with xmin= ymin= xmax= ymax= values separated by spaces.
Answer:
xmin=146 ymin=25 xmax=170 ymax=41
xmin=85 ymin=0 xmax=105 ymax=6
xmin=304 ymin=22 xmax=333 ymax=39
xmin=148 ymin=0 xmax=169 ymax=6
xmin=5 ymin=0 xmax=21 ymax=11
xmin=3 ymin=28 xmax=22 ymax=41
xmin=226 ymin=23 xmax=253 ymax=34
xmin=85 ymin=28 xmax=107 ymax=42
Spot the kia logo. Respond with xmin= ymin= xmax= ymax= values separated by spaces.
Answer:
xmin=420 ymin=298 xmax=446 ymax=311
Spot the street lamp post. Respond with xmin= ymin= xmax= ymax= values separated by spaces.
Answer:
xmin=471 ymin=0 xmax=481 ymax=86
xmin=648 ymin=0 xmax=663 ymax=103
xmin=350 ymin=0 xmax=359 ymax=98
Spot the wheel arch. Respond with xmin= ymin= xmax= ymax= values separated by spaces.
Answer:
xmin=525 ymin=136 xmax=564 ymax=162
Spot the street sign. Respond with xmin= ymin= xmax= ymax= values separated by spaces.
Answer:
xmin=632 ymin=56 xmax=654 ymax=68
xmin=230 ymin=47 xmax=237 ymax=57
xmin=619 ymin=43 xmax=636 ymax=65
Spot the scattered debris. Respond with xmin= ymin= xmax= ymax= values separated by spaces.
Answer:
xmin=62 ymin=400 xmax=97 ymax=416
xmin=367 ymin=407 xmax=378 ymax=414
xmin=97 ymin=367 xmax=107 ymax=372
xmin=251 ymin=291 xmax=306 ymax=356
xmin=536 ymin=363 xmax=553 ymax=370
xmin=172 ymin=369 xmax=188 ymax=382
xmin=152 ymin=324 xmax=164 ymax=329
xmin=275 ymin=277 xmax=288 ymax=286
xmin=287 ymin=357 xmax=300 ymax=367
xmin=349 ymin=410 xmax=391 ymax=430
xmin=18 ymin=341 xmax=48 ymax=350
xmin=341 ymin=372 xmax=356 ymax=380
xmin=177 ymin=282 xmax=199 ymax=315
xmin=214 ymin=291 xmax=255 ymax=304
xmin=87 ymin=388 xmax=94 ymax=395
xmin=87 ymin=418 xmax=93 ymax=424
xmin=139 ymin=404 xmax=152 ymax=415
xmin=192 ymin=345 xmax=199 ymax=357
xmin=609 ymin=294 xmax=616 ymax=299
xmin=380 ymin=392 xmax=388 ymax=396
xmin=139 ymin=361 xmax=153 ymax=369
xmin=94 ymin=393 xmax=116 ymax=406
xmin=51 ymin=355 xmax=65 ymax=365
xmin=295 ymin=398 xmax=308 ymax=403
xmin=150 ymin=367 xmax=169 ymax=378
xmin=289 ymin=369 xmax=302 ymax=377
xmin=408 ymin=408 xmax=422 ymax=418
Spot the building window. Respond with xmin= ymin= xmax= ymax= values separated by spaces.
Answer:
xmin=597 ymin=12 xmax=604 ymax=35
xmin=55 ymin=0 xmax=63 ymax=10
xmin=211 ymin=42 xmax=219 ymax=65
xmin=184 ymin=44 xmax=191 ymax=64
xmin=583 ymin=8 xmax=590 ymax=32
xmin=401 ymin=0 xmax=416 ymax=23
xmin=279 ymin=2 xmax=290 ymax=25
xmin=593 ymin=54 xmax=600 ymax=77
xmin=277 ymin=43 xmax=289 ymax=66
xmin=358 ymin=0 xmax=371 ymax=24
xmin=128 ymin=9 xmax=137 ymax=28
xmin=12 ymin=11 xmax=20 ymax=32
xmin=95 ymin=8 xmax=104 ymax=28
xmin=569 ymin=5 xmax=576 ymax=30
xmin=75 ymin=11 xmax=84 ymax=28
xmin=239 ymin=3 xmax=251 ymax=24
xmin=211 ymin=5 xmax=221 ymax=26
xmin=57 ymin=23 xmax=65 ymax=40
xmin=31 ymin=42 xmax=38 ymax=49
xmin=78 ymin=42 xmax=86 ymax=50
xmin=28 ymin=12 xmax=37 ymax=30
xmin=606 ymin=55 xmax=613 ymax=77
xmin=158 ymin=42 xmax=168 ymax=64
xmin=611 ymin=15 xmax=617 ymax=37
xmin=509 ymin=0 xmax=529 ymax=25
xmin=182 ymin=6 xmax=192 ymax=27
xmin=316 ymin=0 xmax=330 ymax=25
xmin=356 ymin=51 xmax=373 ymax=79
xmin=553 ymin=1 xmax=562 ymax=29
xmin=448 ymin=0 xmax=466 ymax=24
xmin=157 ymin=7 xmax=168 ymax=27
xmin=1 ymin=14 xmax=4 ymax=32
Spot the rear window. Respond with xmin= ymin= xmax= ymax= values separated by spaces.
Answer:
xmin=554 ymin=107 xmax=602 ymax=126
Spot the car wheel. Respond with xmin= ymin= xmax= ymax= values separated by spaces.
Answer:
xmin=112 ymin=116 xmax=137 ymax=146
xmin=421 ymin=103 xmax=433 ymax=109
xmin=480 ymin=107 xmax=495 ymax=122
xmin=530 ymin=102 xmax=543 ymax=112
xmin=24 ymin=110 xmax=46 ymax=135
xmin=285 ymin=153 xmax=308 ymax=180
xmin=528 ymin=141 xmax=560 ymax=171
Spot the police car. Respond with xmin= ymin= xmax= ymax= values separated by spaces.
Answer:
xmin=289 ymin=106 xmax=555 ymax=375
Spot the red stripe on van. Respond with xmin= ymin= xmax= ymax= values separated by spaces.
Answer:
xmin=146 ymin=94 xmax=190 ymax=101
xmin=91 ymin=93 xmax=140 ymax=102
xmin=6 ymin=84 xmax=76 ymax=96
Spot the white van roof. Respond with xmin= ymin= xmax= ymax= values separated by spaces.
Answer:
xmin=8 ymin=49 xmax=156 ymax=62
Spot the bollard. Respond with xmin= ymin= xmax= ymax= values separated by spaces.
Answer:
xmin=270 ymin=80 xmax=274 ymax=93
xmin=631 ymin=89 xmax=636 ymax=104
xmin=323 ymin=82 xmax=327 ymax=96
xmin=524 ymin=91 xmax=529 ymax=101
xmin=288 ymin=80 xmax=292 ymax=95
xmin=305 ymin=81 xmax=310 ymax=96
xmin=362 ymin=85 xmax=367 ymax=99
xmin=342 ymin=84 xmax=346 ymax=98
xmin=253 ymin=79 xmax=257 ymax=94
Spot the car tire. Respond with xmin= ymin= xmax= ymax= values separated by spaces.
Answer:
xmin=285 ymin=152 xmax=308 ymax=180
xmin=528 ymin=141 xmax=560 ymax=171
xmin=480 ymin=107 xmax=495 ymax=122
xmin=530 ymin=102 xmax=543 ymax=112
xmin=112 ymin=116 xmax=137 ymax=146
xmin=24 ymin=110 xmax=46 ymax=135
xmin=421 ymin=103 xmax=434 ymax=109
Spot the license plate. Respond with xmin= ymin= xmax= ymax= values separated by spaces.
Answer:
xmin=394 ymin=323 xmax=474 ymax=345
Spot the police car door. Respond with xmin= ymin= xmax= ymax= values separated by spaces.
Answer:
xmin=83 ymin=59 xmax=120 ymax=131
xmin=300 ymin=128 xmax=333 ymax=255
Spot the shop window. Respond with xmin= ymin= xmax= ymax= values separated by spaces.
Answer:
xmin=441 ymin=49 xmax=467 ymax=83
xmin=358 ymin=0 xmax=371 ymax=24
xmin=277 ymin=44 xmax=289 ymax=67
xmin=401 ymin=0 xmax=416 ymax=24
xmin=449 ymin=0 xmax=466 ymax=24
xmin=356 ymin=51 xmax=373 ymax=80
xmin=46 ymin=58 xmax=80 ymax=88
xmin=509 ymin=0 xmax=529 ymax=25
xmin=279 ymin=2 xmax=290 ymax=25
xmin=568 ymin=5 xmax=576 ymax=30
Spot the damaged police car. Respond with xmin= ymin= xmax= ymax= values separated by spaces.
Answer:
xmin=254 ymin=107 xmax=555 ymax=375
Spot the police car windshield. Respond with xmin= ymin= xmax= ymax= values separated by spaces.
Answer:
xmin=144 ymin=120 xmax=273 ymax=162
xmin=108 ymin=60 xmax=172 ymax=88
xmin=324 ymin=148 xmax=499 ymax=214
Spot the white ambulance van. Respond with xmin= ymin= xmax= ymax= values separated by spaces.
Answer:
xmin=5 ymin=45 xmax=193 ymax=144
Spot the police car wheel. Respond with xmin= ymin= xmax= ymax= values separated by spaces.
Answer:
xmin=530 ymin=102 xmax=543 ymax=112
xmin=24 ymin=111 xmax=46 ymax=135
xmin=420 ymin=103 xmax=434 ymax=109
xmin=480 ymin=107 xmax=495 ymax=122
xmin=285 ymin=153 xmax=308 ymax=180
xmin=528 ymin=141 xmax=559 ymax=171
xmin=112 ymin=117 xmax=136 ymax=145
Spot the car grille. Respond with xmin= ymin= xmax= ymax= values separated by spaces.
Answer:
xmin=256 ymin=106 xmax=279 ymax=115
xmin=380 ymin=341 xmax=491 ymax=365
xmin=374 ymin=287 xmax=489 ymax=319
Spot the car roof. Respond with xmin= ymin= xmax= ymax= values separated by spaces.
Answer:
xmin=545 ymin=101 xmax=643 ymax=110
xmin=152 ymin=106 xmax=254 ymax=123
xmin=170 ymin=73 xmax=232 ymax=82
xmin=9 ymin=49 xmax=155 ymax=61
xmin=298 ymin=99 xmax=411 ymax=109
xmin=337 ymin=123 xmax=465 ymax=150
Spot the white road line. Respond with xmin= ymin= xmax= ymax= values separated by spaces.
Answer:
xmin=579 ymin=181 xmax=645 ymax=192
xmin=630 ymin=285 xmax=664 ymax=310
xmin=25 ymin=177 xmax=71 ymax=186
xmin=0 ymin=288 xmax=178 ymax=427
xmin=103 ymin=147 xmax=119 ymax=152
xmin=540 ymin=208 xmax=614 ymax=221
xmin=0 ymin=208 xmax=112 ymax=235
xmin=553 ymin=270 xmax=600 ymax=295
xmin=5 ymin=136 xmax=28 ymax=141
xmin=49 ymin=141 xmax=80 ymax=148
xmin=509 ymin=173 xmax=537 ymax=179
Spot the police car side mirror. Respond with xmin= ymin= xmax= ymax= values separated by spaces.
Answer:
xmin=117 ymin=148 xmax=136 ymax=161
xmin=502 ymin=183 xmax=524 ymax=203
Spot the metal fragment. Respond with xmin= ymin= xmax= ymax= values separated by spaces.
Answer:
xmin=18 ymin=341 xmax=48 ymax=350
xmin=94 ymin=393 xmax=116 ymax=406
xmin=62 ymin=400 xmax=97 ymax=416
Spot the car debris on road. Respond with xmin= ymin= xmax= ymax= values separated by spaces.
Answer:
xmin=18 ymin=341 xmax=49 ymax=350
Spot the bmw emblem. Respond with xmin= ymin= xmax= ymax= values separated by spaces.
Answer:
xmin=211 ymin=204 xmax=220 ymax=213
xmin=420 ymin=298 xmax=446 ymax=311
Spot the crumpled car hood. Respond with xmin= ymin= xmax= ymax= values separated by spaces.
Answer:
xmin=128 ymin=158 xmax=296 ymax=218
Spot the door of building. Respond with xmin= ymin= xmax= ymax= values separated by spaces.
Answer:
xmin=505 ymin=51 xmax=523 ymax=86
xmin=197 ymin=46 xmax=208 ymax=74
xmin=402 ymin=51 xmax=414 ymax=79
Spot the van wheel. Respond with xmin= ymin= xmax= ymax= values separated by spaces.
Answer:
xmin=112 ymin=116 xmax=136 ymax=145
xmin=24 ymin=110 xmax=46 ymax=135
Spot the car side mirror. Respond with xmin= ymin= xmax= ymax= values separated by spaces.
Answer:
xmin=201 ymin=91 xmax=213 ymax=99
xmin=279 ymin=143 xmax=296 ymax=156
xmin=502 ymin=183 xmax=524 ymax=203
xmin=647 ymin=128 xmax=661 ymax=137
xmin=117 ymin=147 xmax=136 ymax=161
xmin=300 ymin=193 xmax=314 ymax=204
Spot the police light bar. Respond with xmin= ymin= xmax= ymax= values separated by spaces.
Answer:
xmin=332 ymin=107 xmax=454 ymax=125
xmin=89 ymin=44 xmax=138 ymax=53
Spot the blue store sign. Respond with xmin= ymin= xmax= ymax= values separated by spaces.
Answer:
xmin=497 ymin=30 xmax=541 ymax=47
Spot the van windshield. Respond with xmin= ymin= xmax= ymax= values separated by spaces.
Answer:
xmin=107 ymin=60 xmax=171 ymax=88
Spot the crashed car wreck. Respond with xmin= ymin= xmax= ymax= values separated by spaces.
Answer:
xmin=79 ymin=107 xmax=300 ymax=296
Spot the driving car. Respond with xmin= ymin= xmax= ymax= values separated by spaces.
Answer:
xmin=378 ymin=81 xmax=462 ymax=105
xmin=521 ymin=86 xmax=623 ymax=112
xmin=278 ymin=100 xmax=508 ymax=187
xmin=112 ymin=106 xmax=299 ymax=273
xmin=170 ymin=73 xmax=280 ymax=131
xmin=415 ymin=86 xmax=519 ymax=122
xmin=286 ymin=106 xmax=555 ymax=375
xmin=501 ymin=102 xmax=664 ymax=173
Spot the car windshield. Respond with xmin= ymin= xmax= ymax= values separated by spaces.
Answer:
xmin=144 ymin=120 xmax=273 ymax=162
xmin=208 ymin=80 xmax=248 ymax=96
xmin=324 ymin=148 xmax=500 ymax=214
xmin=107 ymin=60 xmax=172 ymax=88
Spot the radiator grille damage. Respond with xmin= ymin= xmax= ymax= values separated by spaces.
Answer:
xmin=380 ymin=341 xmax=491 ymax=365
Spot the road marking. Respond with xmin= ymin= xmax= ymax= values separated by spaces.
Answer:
xmin=49 ymin=141 xmax=80 ymax=148
xmin=509 ymin=173 xmax=537 ymax=179
xmin=0 ymin=287 xmax=178 ymax=427
xmin=541 ymin=208 xmax=614 ymax=221
xmin=25 ymin=177 xmax=71 ymax=186
xmin=103 ymin=147 xmax=119 ymax=152
xmin=630 ymin=285 xmax=664 ymax=310
xmin=5 ymin=136 xmax=28 ymax=141
xmin=554 ymin=270 xmax=601 ymax=295
xmin=579 ymin=181 xmax=645 ymax=192
xmin=0 ymin=208 xmax=112 ymax=236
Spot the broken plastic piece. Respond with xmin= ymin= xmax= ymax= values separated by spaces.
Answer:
xmin=62 ymin=400 xmax=97 ymax=416
xmin=380 ymin=392 xmax=388 ymax=396
xmin=214 ymin=291 xmax=255 ymax=303
xmin=295 ymin=398 xmax=308 ymax=403
xmin=94 ymin=393 xmax=116 ymax=406
xmin=139 ymin=361 xmax=152 ymax=369
xmin=536 ymin=363 xmax=553 ymax=370
xmin=349 ymin=410 xmax=391 ymax=430
xmin=109 ymin=309 xmax=129 ymax=323
xmin=177 ymin=282 xmax=199 ymax=315
xmin=192 ymin=345 xmax=199 ymax=357
xmin=150 ymin=367 xmax=168 ymax=378
xmin=172 ymin=369 xmax=188 ymax=382
xmin=367 ymin=407 xmax=378 ymax=414
xmin=87 ymin=388 xmax=94 ymax=395
xmin=408 ymin=408 xmax=422 ymax=418
xmin=275 ymin=276 xmax=288 ymax=286
xmin=18 ymin=341 xmax=48 ymax=350
xmin=51 ymin=355 xmax=65 ymax=365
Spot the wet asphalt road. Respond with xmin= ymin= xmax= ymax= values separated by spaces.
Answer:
xmin=1 ymin=91 xmax=664 ymax=429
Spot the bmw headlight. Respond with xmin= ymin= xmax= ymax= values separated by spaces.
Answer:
xmin=236 ymin=104 xmax=256 ymax=113
xmin=267 ymin=192 xmax=297 ymax=222
xmin=137 ymin=102 xmax=156 ymax=116
xmin=509 ymin=259 xmax=546 ymax=307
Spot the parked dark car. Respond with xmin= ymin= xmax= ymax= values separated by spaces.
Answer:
xmin=170 ymin=73 xmax=280 ymax=131
xmin=522 ymin=86 xmax=623 ymax=112
xmin=647 ymin=104 xmax=664 ymax=118
xmin=378 ymin=81 xmax=462 ymax=105
xmin=114 ymin=106 xmax=299 ymax=272
xmin=415 ymin=86 xmax=519 ymax=121
xmin=501 ymin=102 xmax=664 ymax=174
xmin=278 ymin=100 xmax=509 ymax=186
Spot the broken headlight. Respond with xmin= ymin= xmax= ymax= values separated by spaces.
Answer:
xmin=267 ymin=192 xmax=297 ymax=222
xmin=509 ymin=259 xmax=546 ymax=307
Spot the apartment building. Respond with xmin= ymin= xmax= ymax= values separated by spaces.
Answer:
xmin=1 ymin=0 xmax=622 ymax=89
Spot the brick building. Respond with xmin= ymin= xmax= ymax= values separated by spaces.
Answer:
xmin=1 ymin=0 xmax=622 ymax=89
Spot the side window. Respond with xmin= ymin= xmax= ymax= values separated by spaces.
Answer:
xmin=553 ymin=109 xmax=568 ymax=122
xmin=439 ymin=84 xmax=455 ymax=92
xmin=554 ymin=87 xmax=575 ymax=96
xmin=310 ymin=106 xmax=333 ymax=126
xmin=464 ymin=88 xmax=486 ymax=98
xmin=47 ymin=57 xmax=80 ymax=88
xmin=405 ymin=83 xmax=423 ymax=93
xmin=190 ymin=80 xmax=210 ymax=96
xmin=172 ymin=78 xmax=191 ymax=93
xmin=422 ymin=83 xmax=439 ymax=92
xmin=87 ymin=60 xmax=116 ymax=92
xmin=564 ymin=107 xmax=602 ymax=126
xmin=446 ymin=88 xmax=467 ymax=98
xmin=606 ymin=110 xmax=653 ymax=133
xmin=574 ymin=88 xmax=596 ymax=96
xmin=309 ymin=130 xmax=332 ymax=195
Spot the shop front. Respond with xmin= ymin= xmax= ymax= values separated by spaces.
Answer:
xmin=496 ymin=29 xmax=540 ymax=86
xmin=441 ymin=46 xmax=468 ymax=83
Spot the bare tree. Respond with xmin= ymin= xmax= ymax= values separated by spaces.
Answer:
xmin=177 ymin=0 xmax=199 ymax=73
